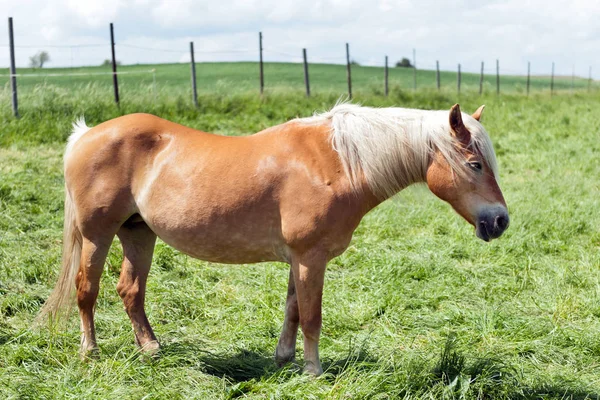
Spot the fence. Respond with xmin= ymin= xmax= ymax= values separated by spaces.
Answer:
xmin=3 ymin=17 xmax=598 ymax=117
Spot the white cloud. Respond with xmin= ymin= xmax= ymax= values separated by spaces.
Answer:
xmin=1 ymin=0 xmax=599 ymax=76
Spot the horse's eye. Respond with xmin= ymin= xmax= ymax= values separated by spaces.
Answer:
xmin=468 ymin=161 xmax=483 ymax=171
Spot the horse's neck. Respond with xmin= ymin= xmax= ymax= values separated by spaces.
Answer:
xmin=356 ymin=130 xmax=432 ymax=211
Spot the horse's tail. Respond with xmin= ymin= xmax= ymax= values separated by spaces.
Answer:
xmin=35 ymin=119 xmax=89 ymax=327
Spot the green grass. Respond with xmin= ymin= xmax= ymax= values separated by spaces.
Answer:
xmin=2 ymin=61 xmax=597 ymax=100
xmin=0 ymin=73 xmax=599 ymax=399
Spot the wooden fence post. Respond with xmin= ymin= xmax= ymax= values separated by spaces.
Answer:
xmin=436 ymin=60 xmax=440 ymax=90
xmin=259 ymin=32 xmax=264 ymax=95
xmin=479 ymin=61 xmax=484 ymax=95
xmin=346 ymin=42 xmax=352 ymax=99
xmin=384 ymin=55 xmax=389 ymax=96
xmin=303 ymin=48 xmax=310 ymax=97
xmin=190 ymin=41 xmax=198 ymax=107
xmin=8 ymin=17 xmax=18 ymax=118
xmin=110 ymin=23 xmax=120 ymax=105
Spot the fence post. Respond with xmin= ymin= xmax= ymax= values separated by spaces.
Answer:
xmin=8 ymin=17 xmax=18 ymax=118
xmin=346 ymin=42 xmax=352 ymax=99
xmin=588 ymin=66 xmax=592 ymax=92
xmin=412 ymin=48 xmax=417 ymax=91
xmin=571 ymin=64 xmax=574 ymax=94
xmin=550 ymin=62 xmax=555 ymax=96
xmin=109 ymin=23 xmax=120 ymax=105
xmin=496 ymin=59 xmax=500 ymax=95
xmin=259 ymin=32 xmax=264 ymax=95
xmin=384 ymin=55 xmax=389 ymax=96
xmin=479 ymin=61 xmax=484 ymax=95
xmin=302 ymin=48 xmax=310 ymax=97
xmin=436 ymin=60 xmax=440 ymax=90
xmin=457 ymin=63 xmax=461 ymax=94
xmin=526 ymin=61 xmax=531 ymax=96
xmin=190 ymin=41 xmax=198 ymax=107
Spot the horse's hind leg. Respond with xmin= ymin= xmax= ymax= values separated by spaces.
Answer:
xmin=275 ymin=267 xmax=299 ymax=366
xmin=77 ymin=236 xmax=112 ymax=357
xmin=116 ymin=220 xmax=159 ymax=354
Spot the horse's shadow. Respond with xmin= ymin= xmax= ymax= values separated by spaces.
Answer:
xmin=157 ymin=341 xmax=600 ymax=399
xmin=158 ymin=340 xmax=376 ymax=382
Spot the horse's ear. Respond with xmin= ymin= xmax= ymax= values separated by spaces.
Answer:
xmin=472 ymin=105 xmax=485 ymax=121
xmin=449 ymin=104 xmax=470 ymax=145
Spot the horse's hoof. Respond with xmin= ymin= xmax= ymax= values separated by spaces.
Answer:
xmin=303 ymin=361 xmax=323 ymax=376
xmin=140 ymin=340 xmax=160 ymax=357
xmin=275 ymin=347 xmax=296 ymax=367
xmin=276 ymin=356 xmax=296 ymax=368
xmin=79 ymin=346 xmax=99 ymax=361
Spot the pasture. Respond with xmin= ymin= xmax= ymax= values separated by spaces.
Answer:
xmin=1 ymin=61 xmax=597 ymax=102
xmin=0 ymin=66 xmax=599 ymax=399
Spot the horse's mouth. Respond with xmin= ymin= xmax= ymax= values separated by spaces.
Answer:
xmin=475 ymin=212 xmax=509 ymax=242
xmin=476 ymin=221 xmax=492 ymax=242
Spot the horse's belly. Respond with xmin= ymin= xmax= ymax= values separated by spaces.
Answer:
xmin=141 ymin=209 xmax=290 ymax=264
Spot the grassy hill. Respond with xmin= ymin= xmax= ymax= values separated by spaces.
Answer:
xmin=1 ymin=61 xmax=596 ymax=99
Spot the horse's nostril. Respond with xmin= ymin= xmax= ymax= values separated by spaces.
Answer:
xmin=495 ymin=215 xmax=508 ymax=231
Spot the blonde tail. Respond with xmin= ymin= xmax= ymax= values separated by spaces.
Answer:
xmin=35 ymin=188 xmax=82 ymax=327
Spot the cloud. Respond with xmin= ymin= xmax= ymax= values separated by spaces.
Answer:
xmin=2 ymin=0 xmax=599 ymax=76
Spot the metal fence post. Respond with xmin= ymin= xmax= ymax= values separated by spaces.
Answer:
xmin=110 ymin=23 xmax=120 ymax=105
xmin=346 ymin=43 xmax=352 ymax=99
xmin=457 ymin=63 xmax=461 ymax=94
xmin=190 ymin=41 xmax=198 ymax=107
xmin=303 ymin=48 xmax=310 ymax=97
xmin=412 ymin=48 xmax=417 ymax=91
xmin=496 ymin=59 xmax=500 ymax=95
xmin=551 ymin=62 xmax=555 ymax=96
xmin=259 ymin=32 xmax=264 ymax=94
xmin=436 ymin=60 xmax=440 ymax=90
xmin=479 ymin=61 xmax=484 ymax=95
xmin=8 ymin=17 xmax=18 ymax=117
xmin=384 ymin=55 xmax=389 ymax=96
xmin=526 ymin=61 xmax=531 ymax=96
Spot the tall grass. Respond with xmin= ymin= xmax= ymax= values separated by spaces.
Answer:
xmin=0 ymin=82 xmax=599 ymax=399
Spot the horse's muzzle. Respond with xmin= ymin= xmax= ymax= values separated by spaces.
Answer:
xmin=475 ymin=207 xmax=509 ymax=242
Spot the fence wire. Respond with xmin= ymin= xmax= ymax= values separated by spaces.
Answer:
xmin=2 ymin=24 xmax=597 ymax=117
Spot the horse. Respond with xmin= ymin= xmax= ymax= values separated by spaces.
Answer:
xmin=37 ymin=103 xmax=509 ymax=375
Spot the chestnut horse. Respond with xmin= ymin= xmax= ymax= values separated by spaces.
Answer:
xmin=37 ymin=103 xmax=508 ymax=375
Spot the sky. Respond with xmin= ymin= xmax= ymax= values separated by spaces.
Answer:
xmin=1 ymin=0 xmax=599 ymax=76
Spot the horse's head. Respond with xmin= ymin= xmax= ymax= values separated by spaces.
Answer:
xmin=426 ymin=104 xmax=509 ymax=242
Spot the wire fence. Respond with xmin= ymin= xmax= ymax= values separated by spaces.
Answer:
xmin=3 ymin=17 xmax=598 ymax=117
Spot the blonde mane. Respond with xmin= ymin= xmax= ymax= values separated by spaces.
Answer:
xmin=297 ymin=103 xmax=498 ymax=199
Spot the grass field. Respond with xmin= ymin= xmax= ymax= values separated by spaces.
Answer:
xmin=0 ymin=66 xmax=599 ymax=399
xmin=1 ymin=61 xmax=597 ymax=102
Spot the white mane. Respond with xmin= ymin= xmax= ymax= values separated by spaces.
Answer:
xmin=297 ymin=103 xmax=498 ymax=199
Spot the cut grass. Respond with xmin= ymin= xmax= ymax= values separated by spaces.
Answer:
xmin=0 ymin=83 xmax=599 ymax=399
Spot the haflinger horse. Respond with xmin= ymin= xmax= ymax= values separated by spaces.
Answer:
xmin=37 ymin=103 xmax=508 ymax=375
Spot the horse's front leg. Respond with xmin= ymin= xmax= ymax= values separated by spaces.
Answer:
xmin=289 ymin=249 xmax=327 ymax=376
